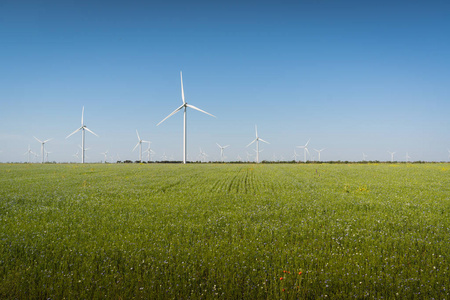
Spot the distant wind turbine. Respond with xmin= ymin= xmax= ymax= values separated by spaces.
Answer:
xmin=198 ymin=147 xmax=208 ymax=162
xmin=314 ymin=148 xmax=326 ymax=162
xmin=297 ymin=139 xmax=310 ymax=163
xmin=216 ymin=143 xmax=230 ymax=162
xmin=45 ymin=150 xmax=52 ymax=163
xmin=237 ymin=154 xmax=242 ymax=162
xmin=293 ymin=149 xmax=301 ymax=162
xmin=405 ymin=152 xmax=411 ymax=162
xmin=24 ymin=145 xmax=36 ymax=163
xmin=362 ymin=152 xmax=368 ymax=161
xmin=132 ymin=130 xmax=150 ymax=162
xmin=143 ymin=143 xmax=155 ymax=162
xmin=387 ymin=151 xmax=396 ymax=162
xmin=33 ymin=136 xmax=52 ymax=164
xmin=66 ymin=106 xmax=98 ymax=163
xmin=246 ymin=125 xmax=269 ymax=163
xmin=73 ymin=150 xmax=80 ymax=161
xmin=161 ymin=152 xmax=168 ymax=161
xmin=157 ymin=71 xmax=216 ymax=164
xmin=100 ymin=150 xmax=109 ymax=163
xmin=246 ymin=151 xmax=253 ymax=162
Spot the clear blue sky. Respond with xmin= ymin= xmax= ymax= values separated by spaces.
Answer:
xmin=1 ymin=0 xmax=449 ymax=162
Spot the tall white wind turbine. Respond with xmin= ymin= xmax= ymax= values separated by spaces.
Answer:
xmin=297 ymin=139 xmax=310 ymax=163
xmin=33 ymin=136 xmax=52 ymax=164
xmin=66 ymin=106 xmax=98 ymax=163
xmin=132 ymin=130 xmax=150 ymax=162
xmin=246 ymin=125 xmax=269 ymax=163
xmin=314 ymin=148 xmax=326 ymax=162
xmin=387 ymin=151 xmax=396 ymax=163
xmin=157 ymin=71 xmax=216 ymax=164
xmin=216 ymin=143 xmax=230 ymax=162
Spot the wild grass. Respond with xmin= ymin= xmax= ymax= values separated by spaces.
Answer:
xmin=0 ymin=163 xmax=449 ymax=299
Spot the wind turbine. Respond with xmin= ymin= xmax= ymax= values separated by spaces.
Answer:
xmin=297 ymin=139 xmax=310 ymax=163
xmin=24 ymin=145 xmax=36 ymax=163
xmin=237 ymin=154 xmax=242 ymax=162
xmin=293 ymin=149 xmax=301 ymax=162
xmin=45 ymin=150 xmax=52 ymax=163
xmin=362 ymin=152 xmax=368 ymax=161
xmin=144 ymin=143 xmax=155 ymax=162
xmin=73 ymin=150 xmax=80 ymax=161
xmin=33 ymin=136 xmax=52 ymax=164
xmin=405 ymin=152 xmax=411 ymax=162
xmin=246 ymin=151 xmax=253 ymax=162
xmin=216 ymin=143 xmax=230 ymax=162
xmin=314 ymin=148 xmax=326 ymax=162
xmin=100 ymin=150 xmax=109 ymax=163
xmin=387 ymin=151 xmax=396 ymax=163
xmin=161 ymin=152 xmax=168 ymax=161
xmin=198 ymin=147 xmax=208 ymax=162
xmin=246 ymin=125 xmax=269 ymax=163
xmin=66 ymin=106 xmax=98 ymax=163
xmin=448 ymin=149 xmax=450 ymax=161
xmin=132 ymin=130 xmax=150 ymax=162
xmin=157 ymin=71 xmax=216 ymax=164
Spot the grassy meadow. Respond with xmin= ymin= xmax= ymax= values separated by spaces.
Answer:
xmin=0 ymin=163 xmax=449 ymax=299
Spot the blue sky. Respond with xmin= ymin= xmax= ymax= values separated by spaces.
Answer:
xmin=1 ymin=0 xmax=449 ymax=162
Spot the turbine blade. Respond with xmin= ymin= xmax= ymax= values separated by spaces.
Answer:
xmin=85 ymin=127 xmax=99 ymax=137
xmin=157 ymin=104 xmax=184 ymax=126
xmin=255 ymin=125 xmax=258 ymax=138
xmin=66 ymin=128 xmax=82 ymax=139
xmin=180 ymin=71 xmax=185 ymax=104
xmin=132 ymin=142 xmax=140 ymax=151
xmin=246 ymin=139 xmax=257 ymax=148
xmin=216 ymin=143 xmax=221 ymax=148
xmin=33 ymin=136 xmax=42 ymax=143
xmin=305 ymin=139 xmax=311 ymax=147
xmin=186 ymin=104 xmax=216 ymax=118
xmin=43 ymin=138 xmax=52 ymax=143
xmin=136 ymin=129 xmax=140 ymax=141
xmin=259 ymin=138 xmax=270 ymax=144
xmin=224 ymin=145 xmax=230 ymax=148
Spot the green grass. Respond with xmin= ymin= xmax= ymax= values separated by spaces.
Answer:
xmin=1 ymin=163 xmax=449 ymax=299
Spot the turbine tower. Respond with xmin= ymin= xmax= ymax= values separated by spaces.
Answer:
xmin=133 ymin=130 xmax=150 ymax=162
xmin=314 ymin=148 xmax=326 ymax=162
xmin=33 ymin=136 xmax=52 ymax=164
xmin=157 ymin=71 xmax=216 ymax=164
xmin=246 ymin=125 xmax=269 ymax=163
xmin=297 ymin=139 xmax=310 ymax=163
xmin=66 ymin=106 xmax=98 ymax=163
xmin=216 ymin=143 xmax=230 ymax=162
xmin=387 ymin=151 xmax=396 ymax=163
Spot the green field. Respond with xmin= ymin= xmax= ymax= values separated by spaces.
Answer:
xmin=1 ymin=163 xmax=449 ymax=299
